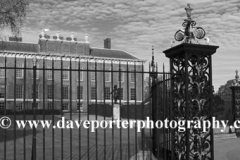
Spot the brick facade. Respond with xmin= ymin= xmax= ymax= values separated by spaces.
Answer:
xmin=0 ymin=37 xmax=145 ymax=112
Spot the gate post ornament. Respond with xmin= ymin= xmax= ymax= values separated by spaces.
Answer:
xmin=232 ymin=70 xmax=240 ymax=86
xmin=163 ymin=4 xmax=219 ymax=160
xmin=174 ymin=4 xmax=207 ymax=44
xmin=230 ymin=70 xmax=240 ymax=137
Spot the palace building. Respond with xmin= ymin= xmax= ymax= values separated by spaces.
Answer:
xmin=0 ymin=32 xmax=145 ymax=112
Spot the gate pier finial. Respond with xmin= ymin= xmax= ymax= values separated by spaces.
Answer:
xmin=230 ymin=71 xmax=240 ymax=137
xmin=163 ymin=4 xmax=219 ymax=160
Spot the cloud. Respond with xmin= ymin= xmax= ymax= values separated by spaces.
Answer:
xmin=1 ymin=0 xmax=240 ymax=91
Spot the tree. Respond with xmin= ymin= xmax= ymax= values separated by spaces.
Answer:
xmin=212 ymin=94 xmax=225 ymax=120
xmin=144 ymin=77 xmax=151 ymax=100
xmin=144 ymin=75 xmax=165 ymax=100
xmin=223 ymin=106 xmax=232 ymax=122
xmin=0 ymin=0 xmax=28 ymax=36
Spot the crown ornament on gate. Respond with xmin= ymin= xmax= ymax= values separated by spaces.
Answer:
xmin=232 ymin=70 xmax=240 ymax=86
xmin=173 ymin=4 xmax=210 ymax=45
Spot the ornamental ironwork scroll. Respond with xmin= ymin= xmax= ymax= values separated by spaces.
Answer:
xmin=171 ymin=53 xmax=212 ymax=160
xmin=172 ymin=54 xmax=187 ymax=159
xmin=163 ymin=3 xmax=218 ymax=160
xmin=235 ymin=90 xmax=240 ymax=121
xmin=173 ymin=4 xmax=210 ymax=46
xmin=230 ymin=71 xmax=240 ymax=132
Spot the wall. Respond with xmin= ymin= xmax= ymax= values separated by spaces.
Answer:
xmin=0 ymin=55 xmax=144 ymax=112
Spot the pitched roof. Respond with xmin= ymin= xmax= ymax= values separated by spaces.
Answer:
xmin=0 ymin=41 xmax=145 ymax=62
xmin=90 ymin=47 xmax=139 ymax=60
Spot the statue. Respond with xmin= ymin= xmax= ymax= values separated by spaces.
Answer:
xmin=185 ymin=4 xmax=193 ymax=20
xmin=110 ymin=85 xmax=120 ymax=104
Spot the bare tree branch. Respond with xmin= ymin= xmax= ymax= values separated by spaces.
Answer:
xmin=0 ymin=0 xmax=28 ymax=36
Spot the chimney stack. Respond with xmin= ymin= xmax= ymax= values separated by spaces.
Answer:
xmin=104 ymin=38 xmax=111 ymax=49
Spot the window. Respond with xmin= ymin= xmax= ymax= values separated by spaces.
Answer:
xmin=91 ymin=87 xmax=96 ymax=100
xmin=47 ymin=85 xmax=53 ymax=99
xmin=62 ymin=103 xmax=69 ymax=110
xmin=91 ymin=71 xmax=95 ymax=81
xmin=77 ymin=86 xmax=83 ymax=99
xmin=0 ymin=86 xmax=4 ymax=98
xmin=0 ymin=68 xmax=5 ymax=78
xmin=16 ymin=103 xmax=23 ymax=111
xmin=16 ymin=85 xmax=23 ymax=99
xmin=16 ymin=63 xmax=23 ymax=78
xmin=32 ymin=85 xmax=39 ymax=99
xmin=63 ymin=66 xmax=69 ymax=80
xmin=118 ymin=69 xmax=124 ymax=82
xmin=119 ymin=88 xmax=123 ymax=100
xmin=105 ymin=87 xmax=110 ymax=100
xmin=105 ymin=69 xmax=111 ymax=82
xmin=32 ymin=102 xmax=38 ymax=109
xmin=0 ymin=103 xmax=4 ymax=110
xmin=77 ymin=102 xmax=83 ymax=111
xmin=131 ymin=88 xmax=136 ymax=100
xmin=131 ymin=70 xmax=135 ymax=83
xmin=63 ymin=86 xmax=69 ymax=99
xmin=47 ymin=102 xmax=53 ymax=110
xmin=77 ymin=67 xmax=83 ymax=81
xmin=47 ymin=65 xmax=52 ymax=80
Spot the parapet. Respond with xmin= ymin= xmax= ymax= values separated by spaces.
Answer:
xmin=38 ymin=31 xmax=90 ymax=56
xmin=38 ymin=39 xmax=90 ymax=56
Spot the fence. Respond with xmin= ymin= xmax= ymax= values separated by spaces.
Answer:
xmin=0 ymin=54 xmax=173 ymax=160
xmin=151 ymin=72 xmax=172 ymax=160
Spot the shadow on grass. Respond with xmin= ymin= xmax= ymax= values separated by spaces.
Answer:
xmin=0 ymin=128 xmax=41 ymax=143
xmin=0 ymin=115 xmax=60 ymax=143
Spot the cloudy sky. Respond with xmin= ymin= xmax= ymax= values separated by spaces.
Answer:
xmin=2 ymin=0 xmax=240 ymax=91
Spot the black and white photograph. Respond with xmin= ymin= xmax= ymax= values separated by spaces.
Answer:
xmin=0 ymin=0 xmax=240 ymax=159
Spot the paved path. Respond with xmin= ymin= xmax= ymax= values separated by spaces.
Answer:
xmin=1 ymin=114 xmax=240 ymax=160
xmin=1 ymin=133 xmax=240 ymax=160
xmin=214 ymin=137 xmax=240 ymax=160
xmin=1 ymin=144 xmax=138 ymax=160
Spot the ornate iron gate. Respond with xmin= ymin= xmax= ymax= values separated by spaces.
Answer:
xmin=150 ymin=68 xmax=172 ymax=160
xmin=0 ymin=53 xmax=173 ymax=160
xmin=0 ymin=44 xmax=218 ymax=160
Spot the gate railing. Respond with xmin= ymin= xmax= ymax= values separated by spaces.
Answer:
xmin=0 ymin=53 xmax=173 ymax=160
xmin=150 ymin=65 xmax=172 ymax=160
